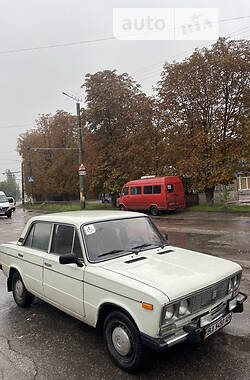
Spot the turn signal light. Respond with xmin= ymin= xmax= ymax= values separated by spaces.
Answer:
xmin=142 ymin=302 xmax=153 ymax=310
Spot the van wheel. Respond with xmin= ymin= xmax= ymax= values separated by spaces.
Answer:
xmin=12 ymin=272 xmax=34 ymax=307
xmin=104 ymin=311 xmax=144 ymax=372
xmin=119 ymin=205 xmax=125 ymax=211
xmin=150 ymin=206 xmax=159 ymax=216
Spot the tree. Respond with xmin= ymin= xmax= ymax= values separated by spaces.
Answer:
xmin=0 ymin=169 xmax=20 ymax=199
xmin=157 ymin=38 xmax=250 ymax=204
xmin=17 ymin=111 xmax=80 ymax=201
xmin=82 ymin=70 xmax=156 ymax=198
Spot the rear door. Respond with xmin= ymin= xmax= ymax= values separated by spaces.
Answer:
xmin=43 ymin=223 xmax=85 ymax=319
xmin=165 ymin=182 xmax=176 ymax=210
xmin=21 ymin=221 xmax=52 ymax=296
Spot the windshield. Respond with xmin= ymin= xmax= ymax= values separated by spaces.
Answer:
xmin=82 ymin=216 xmax=165 ymax=263
xmin=0 ymin=195 xmax=8 ymax=203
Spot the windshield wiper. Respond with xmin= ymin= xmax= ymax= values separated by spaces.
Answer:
xmin=98 ymin=249 xmax=125 ymax=258
xmin=131 ymin=243 xmax=157 ymax=251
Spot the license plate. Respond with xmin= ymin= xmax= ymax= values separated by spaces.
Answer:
xmin=204 ymin=313 xmax=232 ymax=339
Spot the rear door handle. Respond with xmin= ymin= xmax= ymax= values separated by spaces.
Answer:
xmin=44 ymin=262 xmax=52 ymax=268
xmin=18 ymin=253 xmax=23 ymax=258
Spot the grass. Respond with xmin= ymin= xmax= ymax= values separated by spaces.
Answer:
xmin=187 ymin=204 xmax=250 ymax=213
xmin=23 ymin=202 xmax=117 ymax=212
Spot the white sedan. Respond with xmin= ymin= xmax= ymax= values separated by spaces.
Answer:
xmin=0 ymin=211 xmax=247 ymax=372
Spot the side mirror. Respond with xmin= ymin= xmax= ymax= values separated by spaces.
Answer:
xmin=59 ymin=253 xmax=84 ymax=267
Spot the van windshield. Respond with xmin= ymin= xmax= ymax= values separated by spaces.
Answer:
xmin=82 ymin=216 xmax=165 ymax=263
xmin=0 ymin=195 xmax=8 ymax=203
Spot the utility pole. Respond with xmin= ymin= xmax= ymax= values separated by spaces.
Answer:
xmin=62 ymin=91 xmax=85 ymax=209
xmin=21 ymin=162 xmax=24 ymax=204
xmin=27 ymin=146 xmax=34 ymax=203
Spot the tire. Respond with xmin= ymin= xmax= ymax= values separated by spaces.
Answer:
xmin=103 ymin=311 xmax=144 ymax=373
xmin=12 ymin=272 xmax=34 ymax=308
xmin=5 ymin=211 xmax=12 ymax=218
xmin=119 ymin=205 xmax=125 ymax=211
xmin=104 ymin=199 xmax=109 ymax=204
xmin=150 ymin=206 xmax=159 ymax=216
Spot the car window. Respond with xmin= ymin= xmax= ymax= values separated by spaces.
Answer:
xmin=131 ymin=186 xmax=141 ymax=195
xmin=166 ymin=184 xmax=174 ymax=193
xmin=32 ymin=222 xmax=52 ymax=252
xmin=82 ymin=217 xmax=164 ymax=263
xmin=122 ymin=187 xmax=129 ymax=196
xmin=73 ymin=231 xmax=83 ymax=258
xmin=24 ymin=224 xmax=35 ymax=247
xmin=51 ymin=224 xmax=74 ymax=255
xmin=153 ymin=185 xmax=161 ymax=194
xmin=144 ymin=185 xmax=152 ymax=194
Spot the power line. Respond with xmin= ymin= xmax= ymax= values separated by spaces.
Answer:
xmin=0 ymin=36 xmax=115 ymax=55
xmin=0 ymin=15 xmax=249 ymax=56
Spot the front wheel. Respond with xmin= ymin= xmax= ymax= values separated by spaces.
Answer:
xmin=119 ymin=205 xmax=125 ymax=211
xmin=150 ymin=206 xmax=159 ymax=216
xmin=5 ymin=211 xmax=12 ymax=218
xmin=12 ymin=272 xmax=34 ymax=307
xmin=104 ymin=311 xmax=144 ymax=372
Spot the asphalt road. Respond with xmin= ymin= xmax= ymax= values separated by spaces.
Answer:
xmin=0 ymin=208 xmax=250 ymax=379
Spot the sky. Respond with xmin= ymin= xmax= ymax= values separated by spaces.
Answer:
xmin=0 ymin=0 xmax=249 ymax=188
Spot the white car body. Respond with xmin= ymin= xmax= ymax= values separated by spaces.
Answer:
xmin=0 ymin=210 xmax=247 ymax=372
xmin=0 ymin=191 xmax=11 ymax=217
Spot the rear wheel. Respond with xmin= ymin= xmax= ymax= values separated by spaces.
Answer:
xmin=104 ymin=311 xmax=144 ymax=372
xmin=150 ymin=206 xmax=159 ymax=216
xmin=12 ymin=272 xmax=34 ymax=307
xmin=119 ymin=205 xmax=125 ymax=211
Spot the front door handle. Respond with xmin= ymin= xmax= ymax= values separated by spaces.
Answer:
xmin=44 ymin=262 xmax=52 ymax=268
xmin=18 ymin=253 xmax=23 ymax=258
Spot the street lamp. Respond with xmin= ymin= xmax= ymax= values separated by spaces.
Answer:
xmin=62 ymin=91 xmax=85 ymax=209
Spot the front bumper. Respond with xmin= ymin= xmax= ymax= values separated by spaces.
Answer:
xmin=141 ymin=292 xmax=247 ymax=352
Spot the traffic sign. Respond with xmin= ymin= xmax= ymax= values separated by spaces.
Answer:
xmin=78 ymin=162 xmax=86 ymax=176
xmin=28 ymin=176 xmax=34 ymax=182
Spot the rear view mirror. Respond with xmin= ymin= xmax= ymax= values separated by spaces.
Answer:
xmin=59 ymin=253 xmax=83 ymax=267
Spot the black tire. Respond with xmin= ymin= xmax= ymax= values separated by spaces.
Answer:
xmin=119 ymin=205 xmax=125 ymax=211
xmin=5 ymin=211 xmax=12 ymax=218
xmin=150 ymin=206 xmax=159 ymax=216
xmin=103 ymin=311 xmax=144 ymax=373
xmin=13 ymin=208 xmax=16 ymax=211
xmin=103 ymin=199 xmax=109 ymax=204
xmin=12 ymin=272 xmax=34 ymax=308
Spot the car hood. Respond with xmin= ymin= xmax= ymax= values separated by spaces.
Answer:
xmin=0 ymin=202 xmax=9 ymax=208
xmin=101 ymin=246 xmax=241 ymax=300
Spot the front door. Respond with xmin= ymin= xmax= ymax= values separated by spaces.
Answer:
xmin=43 ymin=224 xmax=85 ymax=319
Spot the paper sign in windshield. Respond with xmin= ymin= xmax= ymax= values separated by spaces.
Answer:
xmin=84 ymin=224 xmax=96 ymax=235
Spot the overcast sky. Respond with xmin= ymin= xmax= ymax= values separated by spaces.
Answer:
xmin=0 ymin=0 xmax=249 ymax=188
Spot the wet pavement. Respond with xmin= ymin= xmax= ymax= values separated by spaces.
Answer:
xmin=0 ymin=208 xmax=250 ymax=379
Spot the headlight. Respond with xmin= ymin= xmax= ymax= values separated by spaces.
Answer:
xmin=178 ymin=299 xmax=189 ymax=316
xmin=165 ymin=304 xmax=175 ymax=320
xmin=228 ymin=274 xmax=240 ymax=292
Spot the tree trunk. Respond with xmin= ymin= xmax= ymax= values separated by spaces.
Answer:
xmin=205 ymin=187 xmax=215 ymax=206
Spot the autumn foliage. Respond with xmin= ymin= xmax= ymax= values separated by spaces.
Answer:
xmin=18 ymin=38 xmax=250 ymax=204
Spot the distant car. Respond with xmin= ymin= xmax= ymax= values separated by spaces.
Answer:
xmin=7 ymin=197 xmax=16 ymax=211
xmin=0 ymin=191 xmax=12 ymax=218
xmin=101 ymin=194 xmax=112 ymax=204
xmin=0 ymin=210 xmax=247 ymax=372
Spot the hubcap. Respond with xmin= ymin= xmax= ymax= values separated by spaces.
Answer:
xmin=112 ymin=326 xmax=131 ymax=356
xmin=15 ymin=279 xmax=23 ymax=297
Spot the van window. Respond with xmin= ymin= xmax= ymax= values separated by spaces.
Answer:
xmin=153 ymin=185 xmax=161 ymax=194
xmin=166 ymin=184 xmax=174 ymax=193
xmin=144 ymin=186 xmax=152 ymax=194
xmin=122 ymin=187 xmax=129 ymax=196
xmin=131 ymin=186 xmax=141 ymax=195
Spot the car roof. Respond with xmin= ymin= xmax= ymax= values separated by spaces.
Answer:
xmin=27 ymin=210 xmax=146 ymax=229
